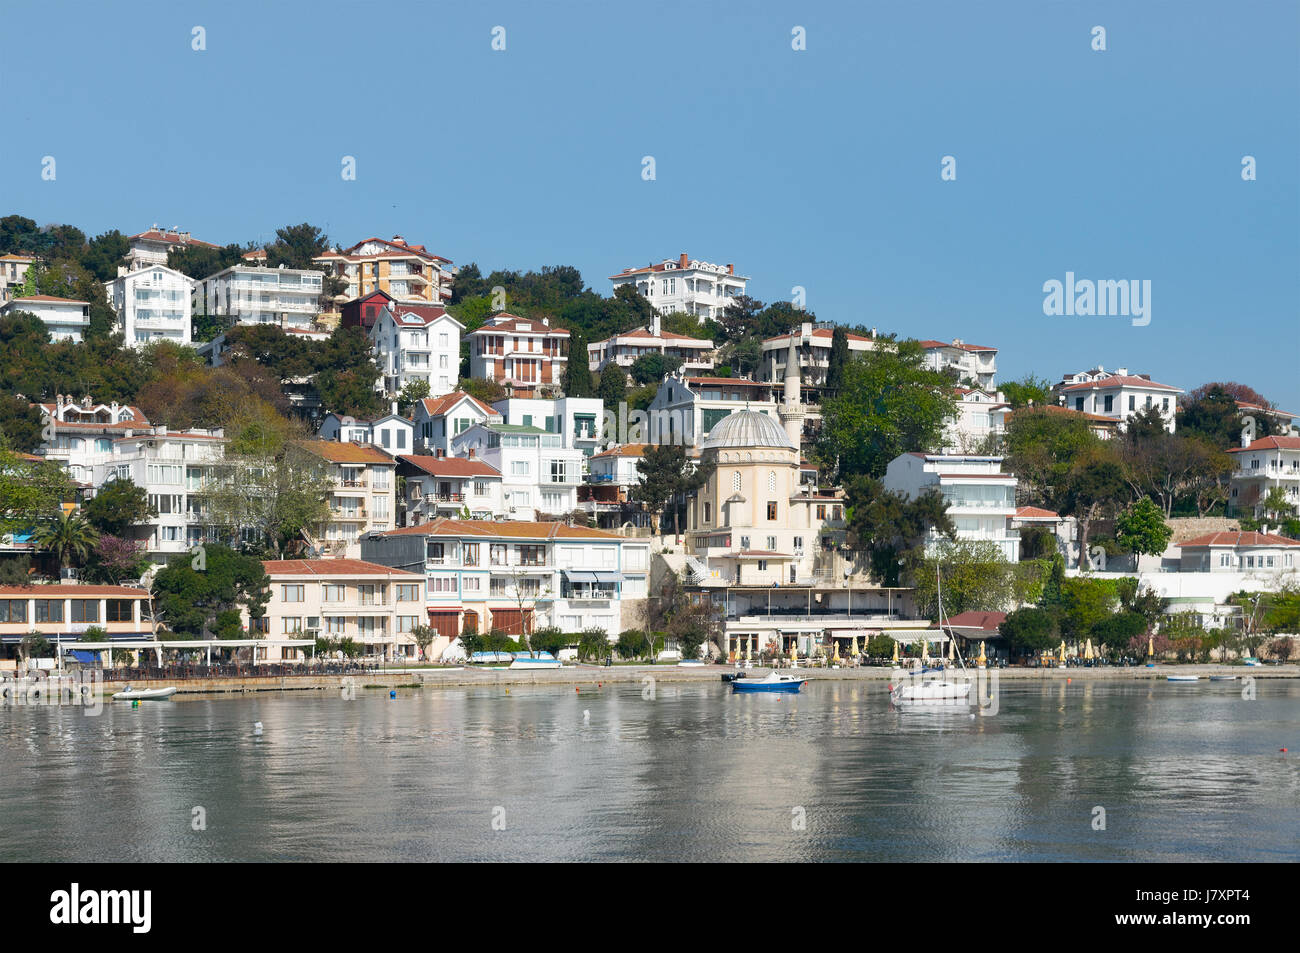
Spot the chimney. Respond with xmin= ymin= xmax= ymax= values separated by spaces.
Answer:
xmin=468 ymin=448 xmax=476 ymax=459
xmin=727 ymin=264 xmax=734 ymax=274
xmin=1117 ymin=367 xmax=1129 ymax=376
xmin=651 ymin=312 xmax=661 ymax=337
xmin=391 ymin=400 xmax=398 ymax=416
xmin=436 ymin=448 xmax=444 ymax=458
xmin=679 ymin=252 xmax=688 ymax=268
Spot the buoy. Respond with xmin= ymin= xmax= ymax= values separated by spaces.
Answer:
xmin=1282 ymin=748 xmax=1289 ymax=753
xmin=253 ymin=721 xmax=263 ymax=735
xmin=583 ymin=710 xmax=590 ymax=723
xmin=389 ymin=690 xmax=396 ymax=698
xmin=1067 ymin=678 xmax=1072 ymax=684
xmin=132 ymin=700 xmax=139 ymax=708
xmin=575 ymin=687 xmax=580 ymax=693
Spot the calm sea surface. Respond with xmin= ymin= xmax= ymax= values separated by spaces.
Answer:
xmin=2 ymin=680 xmax=1297 ymax=862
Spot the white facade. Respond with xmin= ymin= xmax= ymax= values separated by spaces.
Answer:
xmin=0 ymin=295 xmax=90 ymax=342
xmin=587 ymin=315 xmax=716 ymax=380
xmin=1228 ymin=435 xmax=1300 ymax=517
xmin=296 ymin=441 xmax=398 ymax=559
xmin=0 ymin=254 xmax=35 ymax=302
xmin=646 ymin=372 xmax=777 ymax=448
xmin=412 ymin=392 xmax=501 ymax=456
xmin=317 ymin=412 xmax=415 ymax=457
xmin=468 ymin=313 xmax=569 ymax=389
xmin=490 ymin=396 xmax=605 ymax=460
xmin=123 ymin=226 xmax=219 ymax=272
xmin=943 ymin=389 xmax=1011 ymax=453
xmin=1053 ymin=366 xmax=1183 ymax=433
xmin=609 ymin=252 xmax=747 ymax=320
xmin=919 ymin=339 xmax=998 ymax=390
xmin=110 ymin=265 xmax=194 ymax=347
xmin=34 ymin=395 xmax=152 ymax=479
xmin=397 ymin=454 xmax=504 ymax=523
xmin=760 ymin=324 xmax=878 ymax=389
xmin=1177 ymin=531 xmax=1300 ymax=574
xmin=195 ymin=264 xmax=323 ymax=331
xmin=368 ymin=304 xmax=463 ymax=397
xmin=883 ymin=453 xmax=1021 ymax=562
xmin=450 ymin=424 xmax=584 ymax=519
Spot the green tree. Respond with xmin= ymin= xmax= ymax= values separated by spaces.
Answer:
xmin=1056 ymin=577 xmax=1118 ymax=642
xmin=912 ymin=539 xmax=1020 ymax=619
xmin=598 ymin=361 xmax=626 ymax=407
xmin=1062 ymin=450 xmax=1128 ymax=569
xmin=0 ymin=395 xmax=44 ymax=453
xmin=843 ymin=475 xmax=954 ymax=586
xmin=151 ymin=544 xmax=271 ymax=638
xmin=630 ymin=352 xmax=682 ymax=386
xmin=201 ymin=442 xmax=333 ymax=556
xmin=634 ymin=444 xmax=715 ymax=535
xmin=1000 ymin=374 xmax=1054 ymax=409
xmin=1115 ymin=497 xmax=1174 ymax=556
xmin=397 ymin=378 xmax=431 ymax=415
xmin=1003 ymin=406 xmax=1102 ymax=509
xmin=82 ymin=478 xmax=155 ymax=537
xmin=266 ymin=223 xmax=332 ymax=271
xmin=0 ymin=450 xmax=74 ymax=535
xmin=999 ymin=607 xmax=1057 ymax=658
xmin=824 ymin=326 xmax=850 ymax=395
xmin=817 ymin=338 xmax=956 ymax=479
xmin=32 ymin=509 xmax=98 ymax=570
xmin=85 ymin=535 xmax=150 ymax=585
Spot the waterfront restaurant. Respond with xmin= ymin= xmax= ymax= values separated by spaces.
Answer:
xmin=0 ymin=584 xmax=153 ymax=671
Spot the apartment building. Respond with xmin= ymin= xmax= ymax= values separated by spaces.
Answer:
xmin=368 ymin=302 xmax=463 ymax=397
xmin=580 ymin=444 xmax=648 ymax=530
xmin=608 ymin=252 xmax=748 ymax=320
xmin=1176 ymin=531 xmax=1300 ymax=575
xmin=109 ymin=264 xmax=195 ymax=347
xmin=1228 ymin=435 xmax=1300 ymax=517
xmin=295 ymin=441 xmax=397 ymax=558
xmin=253 ymin=559 xmax=427 ymax=661
xmin=919 ymin=339 xmax=999 ymax=390
xmin=317 ymin=411 xmax=415 ymax=456
xmin=194 ymin=264 xmax=324 ymax=332
xmin=883 ymin=452 xmax=1021 ymax=562
xmin=123 ymin=226 xmax=220 ymax=271
xmin=490 ymin=396 xmax=605 ymax=460
xmin=450 ymin=423 xmax=584 ymax=518
xmin=314 ymin=236 xmax=454 ymax=305
xmin=943 ymin=388 xmax=1012 ymax=453
xmin=87 ymin=428 xmax=227 ymax=557
xmin=412 ymin=391 xmax=501 ymax=455
xmin=1052 ymin=366 xmax=1183 ymax=433
xmin=396 ymin=454 xmax=503 ymax=524
xmin=759 ymin=324 xmax=878 ymax=396
xmin=360 ymin=519 xmax=651 ymax=645
xmin=0 ymin=253 xmax=35 ymax=301
xmin=0 ymin=294 xmax=90 ymax=342
xmin=468 ymin=313 xmax=570 ymax=394
xmin=33 ymin=395 xmax=152 ymax=481
xmin=645 ymin=371 xmax=777 ymax=447
xmin=587 ymin=315 xmax=716 ymax=381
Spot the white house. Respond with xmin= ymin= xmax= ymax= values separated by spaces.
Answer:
xmin=467 ymin=313 xmax=569 ymax=393
xmin=0 ymin=295 xmax=90 ymax=342
xmin=490 ymin=396 xmax=605 ymax=460
xmin=450 ymin=423 xmax=584 ymax=519
xmin=645 ymin=371 xmax=777 ymax=448
xmin=368 ymin=302 xmax=463 ymax=398
xmin=1052 ymin=366 xmax=1183 ymax=433
xmin=609 ymin=252 xmax=748 ymax=321
xmin=295 ymin=441 xmax=398 ymax=558
xmin=918 ymin=339 xmax=999 ymax=390
xmin=317 ymin=411 xmax=415 ymax=457
xmin=1176 ymin=531 xmax=1300 ymax=575
xmin=412 ymin=391 xmax=501 ymax=455
xmin=34 ymin=394 xmax=152 ymax=482
xmin=1227 ymin=435 xmax=1300 ymax=517
xmin=123 ymin=226 xmax=220 ymax=271
xmin=883 ymin=452 xmax=1021 ymax=562
xmin=0 ymin=254 xmax=35 ymax=302
xmin=587 ymin=315 xmax=716 ymax=380
xmin=109 ymin=264 xmax=195 ymax=347
xmin=943 ymin=388 xmax=1012 ymax=453
xmin=759 ymin=324 xmax=878 ymax=393
xmin=194 ymin=264 xmax=323 ymax=332
xmin=397 ymin=454 xmax=504 ymax=524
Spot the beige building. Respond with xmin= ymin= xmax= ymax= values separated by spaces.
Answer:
xmin=252 ymin=559 xmax=427 ymax=661
xmin=314 ymin=236 xmax=453 ymax=305
xmin=0 ymin=254 xmax=35 ymax=301
xmin=296 ymin=441 xmax=398 ymax=558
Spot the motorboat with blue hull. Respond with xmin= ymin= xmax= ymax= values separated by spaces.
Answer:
xmin=731 ymin=672 xmax=805 ymax=693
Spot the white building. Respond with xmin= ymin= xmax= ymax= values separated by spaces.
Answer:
xmin=317 ymin=411 xmax=415 ymax=457
xmin=34 ymin=395 xmax=152 ymax=480
xmin=882 ymin=453 xmax=1021 ymax=562
xmin=1052 ymin=366 xmax=1183 ymax=433
xmin=918 ymin=339 xmax=999 ymax=390
xmin=645 ymin=371 xmax=777 ymax=447
xmin=943 ymin=388 xmax=1011 ymax=453
xmin=450 ymin=423 xmax=584 ymax=519
xmin=490 ymin=396 xmax=605 ymax=460
xmin=194 ymin=264 xmax=323 ymax=331
xmin=1228 ymin=435 xmax=1300 ymax=517
xmin=368 ymin=302 xmax=463 ymax=397
xmin=587 ymin=315 xmax=716 ymax=380
xmin=360 ymin=519 xmax=650 ymax=644
xmin=412 ymin=392 xmax=501 ymax=456
xmin=396 ymin=454 xmax=504 ymax=524
xmin=759 ymin=324 xmax=878 ymax=392
xmin=1177 ymin=530 xmax=1300 ymax=574
xmin=0 ymin=254 xmax=35 ymax=302
xmin=109 ymin=264 xmax=195 ymax=347
xmin=467 ymin=313 xmax=570 ymax=393
xmin=609 ymin=252 xmax=748 ymax=321
xmin=123 ymin=226 xmax=220 ymax=272
xmin=0 ymin=294 xmax=90 ymax=342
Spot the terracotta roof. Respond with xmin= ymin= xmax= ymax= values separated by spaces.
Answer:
xmin=418 ymin=392 xmax=496 ymax=418
xmin=1006 ymin=405 xmax=1119 ymax=425
xmin=0 ymin=584 xmax=149 ymax=597
xmin=383 ymin=303 xmax=462 ymax=328
xmin=1058 ymin=374 xmax=1181 ymax=393
xmin=596 ymin=328 xmax=714 ymax=346
xmin=471 ymin=313 xmax=569 ymax=336
xmin=1236 ymin=399 xmax=1299 ymax=419
xmin=1014 ymin=506 xmax=1061 ymax=520
xmin=2 ymin=294 xmax=89 ymax=306
xmin=0 ymin=254 xmax=35 ymax=262
xmin=1180 ymin=531 xmax=1300 ymax=548
xmin=943 ymin=611 xmax=1007 ymax=631
xmin=296 ymin=440 xmax=395 ymax=464
xmin=762 ymin=327 xmax=873 ymax=344
xmin=917 ymin=339 xmax=997 ymax=353
xmin=381 ymin=518 xmax=622 ymax=540
xmin=34 ymin=403 xmax=150 ymax=430
xmin=335 ymin=237 xmax=450 ymax=264
xmin=590 ymin=444 xmax=649 ymax=459
xmin=1228 ymin=436 xmax=1300 ymax=453
xmin=398 ymin=455 xmax=502 ymax=478
xmin=128 ymin=228 xmax=219 ymax=249
xmin=263 ymin=558 xmax=420 ymax=577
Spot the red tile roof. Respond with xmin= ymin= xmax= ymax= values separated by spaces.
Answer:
xmin=1005 ymin=405 xmax=1119 ymax=425
xmin=0 ymin=584 xmax=149 ymax=597
xmin=296 ymin=440 xmax=395 ymax=464
xmin=128 ymin=228 xmax=219 ymax=249
xmin=1180 ymin=531 xmax=1300 ymax=548
xmin=471 ymin=313 xmax=570 ymax=336
xmin=943 ymin=611 xmax=1007 ymax=631
xmin=3 ymin=294 xmax=89 ymax=306
xmin=1058 ymin=374 xmax=1181 ymax=393
xmin=1014 ymin=506 xmax=1061 ymax=520
xmin=917 ymin=339 xmax=997 ymax=353
xmin=1228 ymin=436 xmax=1300 ymax=453
xmin=398 ymin=455 xmax=502 ymax=478
xmin=763 ymin=327 xmax=874 ymax=344
xmin=418 ymin=392 xmax=496 ymax=418
xmin=598 ymin=327 xmax=714 ymax=345
xmin=687 ymin=376 xmax=768 ymax=387
xmin=262 ymin=558 xmax=421 ymax=577
xmin=590 ymin=444 xmax=648 ymax=459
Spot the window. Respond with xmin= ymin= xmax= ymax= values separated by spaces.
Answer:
xmin=396 ymin=584 xmax=420 ymax=601
xmin=757 ymin=560 xmax=767 ymax=571
xmin=740 ymin=536 xmax=750 ymax=549
xmin=767 ymin=502 xmax=777 ymax=520
xmin=767 ymin=536 xmax=777 ymax=550
xmin=463 ymin=542 xmax=480 ymax=566
xmin=282 ymin=584 xmax=305 ymax=603
xmin=462 ymin=577 xmax=481 ymax=592
xmin=732 ymin=471 xmax=742 ymax=493
xmin=70 ymin=600 xmax=99 ymax=623
xmin=512 ymin=461 xmax=530 ymax=476
xmin=1103 ymin=395 xmax=1113 ymax=413
xmin=106 ymin=600 xmax=134 ymax=622
xmin=490 ymin=544 xmax=508 ymax=566
xmin=1128 ymin=395 xmax=1136 ymax=411
xmin=517 ymin=545 xmax=546 ymax=566
xmin=397 ymin=616 xmax=418 ymax=633
xmin=0 ymin=601 xmax=27 ymax=624
xmin=473 ymin=480 xmax=488 ymax=497
xmin=325 ymin=617 xmax=346 ymax=634
xmin=768 ymin=471 xmax=777 ymax=493
xmin=816 ymin=504 xmax=827 ymax=520
xmin=793 ymin=536 xmax=804 ymax=555
xmin=323 ymin=584 xmax=345 ymax=602
xmin=35 ymin=599 xmax=63 ymax=623
xmin=703 ymin=502 xmax=711 ymax=523
xmin=283 ymin=617 xmax=303 ymax=634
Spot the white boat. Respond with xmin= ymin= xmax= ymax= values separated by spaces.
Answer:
xmin=112 ymin=686 xmax=177 ymax=700
xmin=891 ymin=679 xmax=972 ymax=703
xmin=508 ymin=653 xmax=562 ymax=670
xmin=1166 ymin=675 xmax=1200 ymax=683
xmin=677 ymin=660 xmax=706 ymax=667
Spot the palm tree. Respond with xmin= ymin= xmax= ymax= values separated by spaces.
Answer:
xmin=32 ymin=509 xmax=99 ymax=571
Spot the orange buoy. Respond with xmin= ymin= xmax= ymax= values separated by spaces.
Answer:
xmin=1067 ymin=678 xmax=1072 ymax=684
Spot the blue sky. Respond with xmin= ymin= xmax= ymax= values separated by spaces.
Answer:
xmin=3 ymin=0 xmax=1297 ymax=410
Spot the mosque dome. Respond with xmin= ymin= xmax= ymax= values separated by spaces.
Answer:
xmin=700 ymin=410 xmax=797 ymax=451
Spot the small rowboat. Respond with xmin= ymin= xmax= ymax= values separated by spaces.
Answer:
xmin=731 ymin=672 xmax=805 ymax=693
xmin=112 ymin=686 xmax=177 ymax=700
xmin=508 ymin=654 xmax=562 ymax=670
xmin=1166 ymin=675 xmax=1200 ymax=683
xmin=1209 ymin=675 xmax=1237 ymax=682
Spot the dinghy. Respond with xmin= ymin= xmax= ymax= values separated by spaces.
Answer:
xmin=112 ymin=686 xmax=177 ymax=700
xmin=1166 ymin=675 xmax=1200 ymax=683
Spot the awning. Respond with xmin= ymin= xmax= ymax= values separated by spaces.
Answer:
xmin=592 ymin=572 xmax=621 ymax=585
xmin=886 ymin=629 xmax=950 ymax=645
xmin=563 ymin=570 xmax=598 ymax=583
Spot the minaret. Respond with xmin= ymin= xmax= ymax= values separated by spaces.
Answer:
xmin=779 ymin=325 xmax=806 ymax=446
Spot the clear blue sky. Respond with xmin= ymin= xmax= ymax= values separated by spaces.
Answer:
xmin=3 ymin=0 xmax=1297 ymax=409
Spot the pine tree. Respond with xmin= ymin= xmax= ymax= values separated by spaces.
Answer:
xmin=564 ymin=328 xmax=594 ymax=397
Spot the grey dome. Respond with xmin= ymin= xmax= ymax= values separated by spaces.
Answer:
xmin=701 ymin=410 xmax=795 ymax=451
